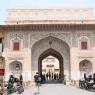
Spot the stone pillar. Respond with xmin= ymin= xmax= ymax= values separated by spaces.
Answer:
xmin=92 ymin=60 xmax=95 ymax=73
xmin=92 ymin=47 xmax=95 ymax=73
xmin=22 ymin=48 xmax=32 ymax=87
xmin=70 ymin=47 xmax=79 ymax=86
xmin=0 ymin=57 xmax=5 ymax=85
xmin=4 ymin=57 xmax=10 ymax=82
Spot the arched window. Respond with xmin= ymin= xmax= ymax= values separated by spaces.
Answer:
xmin=79 ymin=36 xmax=90 ymax=50
xmin=79 ymin=60 xmax=92 ymax=78
xmin=9 ymin=61 xmax=22 ymax=77
xmin=13 ymin=42 xmax=20 ymax=51
xmin=11 ymin=38 xmax=21 ymax=51
xmin=81 ymin=41 xmax=87 ymax=49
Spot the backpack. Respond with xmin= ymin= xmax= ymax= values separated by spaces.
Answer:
xmin=37 ymin=76 xmax=41 ymax=82
xmin=34 ymin=75 xmax=41 ymax=82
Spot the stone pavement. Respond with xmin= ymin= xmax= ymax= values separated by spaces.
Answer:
xmin=12 ymin=84 xmax=95 ymax=95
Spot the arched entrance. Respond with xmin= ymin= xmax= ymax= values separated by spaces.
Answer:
xmin=38 ymin=48 xmax=63 ymax=83
xmin=32 ymin=36 xmax=70 ymax=83
xmin=9 ymin=61 xmax=22 ymax=78
xmin=79 ymin=60 xmax=93 ymax=78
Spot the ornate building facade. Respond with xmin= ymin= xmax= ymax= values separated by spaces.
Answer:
xmin=0 ymin=8 xmax=95 ymax=85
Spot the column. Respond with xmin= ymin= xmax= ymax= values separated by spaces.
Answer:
xmin=23 ymin=48 xmax=32 ymax=87
xmin=70 ymin=47 xmax=79 ymax=86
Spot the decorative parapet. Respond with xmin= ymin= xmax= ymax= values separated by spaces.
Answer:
xmin=5 ymin=8 xmax=93 ymax=24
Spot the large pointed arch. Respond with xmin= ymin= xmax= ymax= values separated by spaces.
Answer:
xmin=38 ymin=48 xmax=64 ymax=81
xmin=31 ymin=36 xmax=70 ymax=82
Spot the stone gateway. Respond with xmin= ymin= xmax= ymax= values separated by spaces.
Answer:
xmin=0 ymin=8 xmax=95 ymax=86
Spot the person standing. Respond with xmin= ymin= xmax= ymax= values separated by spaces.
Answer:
xmin=48 ymin=73 xmax=51 ymax=80
xmin=34 ymin=72 xmax=41 ymax=84
xmin=54 ymin=73 xmax=56 ymax=80
xmin=34 ymin=72 xmax=41 ymax=94
xmin=19 ymin=74 xmax=23 ymax=85
xmin=46 ymin=73 xmax=48 ymax=80
xmin=51 ymin=73 xmax=53 ymax=79
xmin=56 ymin=73 xmax=59 ymax=80
xmin=93 ymin=73 xmax=95 ymax=84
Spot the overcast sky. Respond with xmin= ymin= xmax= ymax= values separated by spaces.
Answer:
xmin=0 ymin=0 xmax=95 ymax=24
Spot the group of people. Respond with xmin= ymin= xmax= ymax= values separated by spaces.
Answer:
xmin=34 ymin=72 xmax=61 ymax=84
xmin=79 ymin=73 xmax=95 ymax=91
xmin=7 ymin=74 xmax=24 ymax=94
xmin=42 ymin=73 xmax=60 ymax=80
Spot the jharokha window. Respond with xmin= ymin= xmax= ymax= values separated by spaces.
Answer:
xmin=13 ymin=42 xmax=20 ymax=51
xmin=81 ymin=41 xmax=87 ymax=50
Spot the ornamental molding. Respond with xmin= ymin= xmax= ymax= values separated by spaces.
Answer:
xmin=9 ymin=32 xmax=24 ymax=39
xmin=30 ymin=32 xmax=71 ymax=48
xmin=8 ymin=57 xmax=23 ymax=60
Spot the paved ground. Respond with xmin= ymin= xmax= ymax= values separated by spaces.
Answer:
xmin=12 ymin=84 xmax=95 ymax=95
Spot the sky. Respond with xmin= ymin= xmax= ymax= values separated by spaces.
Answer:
xmin=0 ymin=0 xmax=95 ymax=24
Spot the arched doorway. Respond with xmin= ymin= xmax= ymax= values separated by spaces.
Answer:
xmin=38 ymin=48 xmax=63 ymax=83
xmin=9 ymin=61 xmax=22 ymax=78
xmin=42 ymin=56 xmax=59 ymax=77
xmin=32 ymin=36 xmax=70 ymax=83
xmin=79 ymin=60 xmax=93 ymax=78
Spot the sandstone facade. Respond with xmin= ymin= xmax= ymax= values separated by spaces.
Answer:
xmin=0 ymin=8 xmax=95 ymax=85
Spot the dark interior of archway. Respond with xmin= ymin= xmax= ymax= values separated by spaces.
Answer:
xmin=38 ymin=48 xmax=64 ymax=83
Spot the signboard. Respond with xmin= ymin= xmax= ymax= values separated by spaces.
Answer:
xmin=0 ymin=69 xmax=5 ymax=76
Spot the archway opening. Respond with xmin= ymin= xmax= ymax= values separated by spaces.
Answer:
xmin=32 ymin=36 xmax=70 ymax=83
xmin=9 ymin=61 xmax=22 ymax=78
xmin=79 ymin=60 xmax=93 ymax=78
xmin=38 ymin=48 xmax=63 ymax=83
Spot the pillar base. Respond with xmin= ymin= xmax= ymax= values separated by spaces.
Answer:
xmin=70 ymin=80 xmax=79 ymax=87
xmin=65 ymin=80 xmax=71 ymax=85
